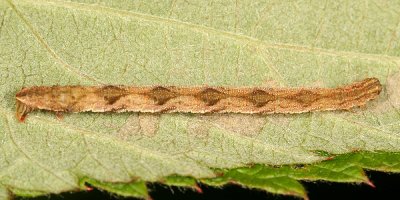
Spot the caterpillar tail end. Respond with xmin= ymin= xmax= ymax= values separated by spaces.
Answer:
xmin=16 ymin=100 xmax=33 ymax=122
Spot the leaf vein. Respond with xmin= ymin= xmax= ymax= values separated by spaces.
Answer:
xmin=6 ymin=0 xmax=103 ymax=84
xmin=1 ymin=113 xmax=77 ymax=188
xmin=18 ymin=0 xmax=400 ymax=65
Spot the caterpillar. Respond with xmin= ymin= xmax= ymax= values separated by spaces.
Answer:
xmin=15 ymin=78 xmax=382 ymax=122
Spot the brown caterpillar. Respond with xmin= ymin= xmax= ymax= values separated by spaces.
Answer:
xmin=15 ymin=78 xmax=382 ymax=122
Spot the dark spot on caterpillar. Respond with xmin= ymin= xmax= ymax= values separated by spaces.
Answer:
xmin=196 ymin=88 xmax=227 ymax=106
xmin=149 ymin=86 xmax=177 ymax=105
xmin=105 ymin=95 xmax=122 ymax=105
xmin=288 ymin=90 xmax=320 ymax=107
xmin=100 ymin=85 xmax=128 ymax=105
xmin=247 ymin=89 xmax=276 ymax=107
xmin=159 ymin=106 xmax=177 ymax=113
xmin=209 ymin=106 xmax=227 ymax=113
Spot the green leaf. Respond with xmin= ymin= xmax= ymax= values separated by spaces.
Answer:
xmin=202 ymin=152 xmax=400 ymax=198
xmin=79 ymin=177 xmax=148 ymax=198
xmin=162 ymin=175 xmax=197 ymax=187
xmin=0 ymin=0 xmax=399 ymax=199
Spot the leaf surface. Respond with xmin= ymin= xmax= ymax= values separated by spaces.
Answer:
xmin=0 ymin=0 xmax=399 ymax=199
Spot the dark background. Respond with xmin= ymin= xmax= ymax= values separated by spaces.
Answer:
xmin=17 ymin=170 xmax=398 ymax=200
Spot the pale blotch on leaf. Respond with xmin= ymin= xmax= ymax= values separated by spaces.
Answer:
xmin=138 ymin=113 xmax=160 ymax=136
xmin=116 ymin=114 xmax=160 ymax=139
xmin=371 ymin=72 xmax=400 ymax=113
xmin=387 ymin=72 xmax=400 ymax=109
xmin=187 ymin=119 xmax=211 ymax=138
xmin=265 ymin=114 xmax=292 ymax=127
xmin=115 ymin=115 xmax=140 ymax=140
